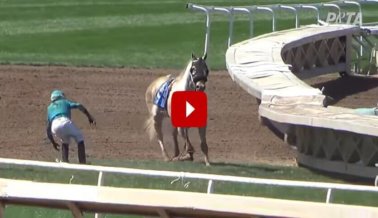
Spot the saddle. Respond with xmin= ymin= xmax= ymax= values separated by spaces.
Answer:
xmin=153 ymin=78 xmax=174 ymax=110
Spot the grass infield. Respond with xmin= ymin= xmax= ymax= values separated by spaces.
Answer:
xmin=0 ymin=0 xmax=376 ymax=69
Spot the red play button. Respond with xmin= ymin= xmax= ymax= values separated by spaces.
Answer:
xmin=171 ymin=91 xmax=207 ymax=127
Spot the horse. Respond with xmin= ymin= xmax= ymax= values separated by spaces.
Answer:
xmin=144 ymin=53 xmax=210 ymax=166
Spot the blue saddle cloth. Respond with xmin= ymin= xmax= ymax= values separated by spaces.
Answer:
xmin=154 ymin=79 xmax=173 ymax=110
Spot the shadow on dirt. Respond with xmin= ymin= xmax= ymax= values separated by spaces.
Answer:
xmin=311 ymin=76 xmax=378 ymax=105
xmin=210 ymin=162 xmax=287 ymax=173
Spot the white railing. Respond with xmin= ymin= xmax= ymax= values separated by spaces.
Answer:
xmin=0 ymin=158 xmax=377 ymax=205
xmin=186 ymin=0 xmax=377 ymax=55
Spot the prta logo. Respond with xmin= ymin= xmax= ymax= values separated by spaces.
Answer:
xmin=325 ymin=12 xmax=361 ymax=25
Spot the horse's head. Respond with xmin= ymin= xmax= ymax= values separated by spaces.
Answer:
xmin=190 ymin=53 xmax=209 ymax=91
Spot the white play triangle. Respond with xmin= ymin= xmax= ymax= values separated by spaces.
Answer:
xmin=186 ymin=101 xmax=195 ymax=117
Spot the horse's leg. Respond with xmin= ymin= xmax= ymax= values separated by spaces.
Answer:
xmin=178 ymin=127 xmax=187 ymax=152
xmin=153 ymin=112 xmax=170 ymax=161
xmin=184 ymin=128 xmax=194 ymax=155
xmin=199 ymin=127 xmax=210 ymax=166
xmin=178 ymin=128 xmax=194 ymax=161
xmin=172 ymin=127 xmax=179 ymax=158
xmin=172 ymin=127 xmax=187 ymax=161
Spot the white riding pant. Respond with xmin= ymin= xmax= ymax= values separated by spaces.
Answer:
xmin=51 ymin=117 xmax=84 ymax=144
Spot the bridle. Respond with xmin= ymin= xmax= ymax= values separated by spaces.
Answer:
xmin=188 ymin=57 xmax=209 ymax=91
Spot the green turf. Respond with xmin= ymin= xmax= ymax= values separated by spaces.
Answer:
xmin=0 ymin=0 xmax=376 ymax=69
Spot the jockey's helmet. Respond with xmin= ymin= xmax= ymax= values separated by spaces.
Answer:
xmin=50 ymin=90 xmax=65 ymax=102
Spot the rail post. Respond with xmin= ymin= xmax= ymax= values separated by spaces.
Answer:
xmin=214 ymin=7 xmax=233 ymax=47
xmin=342 ymin=1 xmax=362 ymax=26
xmin=326 ymin=188 xmax=333 ymax=203
xmin=95 ymin=171 xmax=105 ymax=218
xmin=207 ymin=180 xmax=214 ymax=194
xmin=342 ymin=1 xmax=363 ymax=56
xmin=256 ymin=6 xmax=276 ymax=32
xmin=322 ymin=3 xmax=342 ymax=23
xmin=278 ymin=5 xmax=299 ymax=28
xmin=232 ymin=7 xmax=255 ymax=38
xmin=296 ymin=5 xmax=320 ymax=24
xmin=186 ymin=4 xmax=212 ymax=56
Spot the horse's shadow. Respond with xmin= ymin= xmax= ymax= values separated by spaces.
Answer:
xmin=209 ymin=162 xmax=282 ymax=173
xmin=311 ymin=76 xmax=378 ymax=106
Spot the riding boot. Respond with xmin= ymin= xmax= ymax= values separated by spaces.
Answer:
xmin=61 ymin=143 xmax=69 ymax=163
xmin=78 ymin=141 xmax=86 ymax=164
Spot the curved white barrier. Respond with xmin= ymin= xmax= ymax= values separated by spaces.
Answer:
xmin=226 ymin=24 xmax=378 ymax=178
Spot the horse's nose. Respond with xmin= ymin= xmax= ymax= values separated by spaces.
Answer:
xmin=196 ymin=82 xmax=206 ymax=91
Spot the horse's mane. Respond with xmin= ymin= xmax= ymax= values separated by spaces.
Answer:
xmin=175 ymin=60 xmax=192 ymax=81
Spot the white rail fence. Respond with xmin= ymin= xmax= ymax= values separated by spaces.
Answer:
xmin=187 ymin=0 xmax=378 ymax=55
xmin=0 ymin=158 xmax=377 ymax=206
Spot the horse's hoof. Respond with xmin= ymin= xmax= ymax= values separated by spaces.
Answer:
xmin=179 ymin=153 xmax=193 ymax=161
xmin=171 ymin=156 xmax=180 ymax=161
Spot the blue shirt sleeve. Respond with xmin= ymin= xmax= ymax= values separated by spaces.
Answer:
xmin=68 ymin=100 xmax=81 ymax=109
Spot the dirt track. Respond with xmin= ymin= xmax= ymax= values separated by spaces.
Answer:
xmin=1 ymin=65 xmax=378 ymax=166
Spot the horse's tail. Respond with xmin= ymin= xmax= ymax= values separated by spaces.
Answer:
xmin=144 ymin=116 xmax=156 ymax=141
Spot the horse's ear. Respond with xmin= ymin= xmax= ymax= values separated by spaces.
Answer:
xmin=192 ymin=53 xmax=197 ymax=60
xmin=202 ymin=53 xmax=207 ymax=60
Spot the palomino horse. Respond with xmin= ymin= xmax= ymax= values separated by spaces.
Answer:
xmin=145 ymin=53 xmax=210 ymax=165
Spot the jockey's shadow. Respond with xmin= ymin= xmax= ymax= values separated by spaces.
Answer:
xmin=311 ymin=76 xmax=378 ymax=106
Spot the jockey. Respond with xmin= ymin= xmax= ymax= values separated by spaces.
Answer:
xmin=355 ymin=102 xmax=378 ymax=116
xmin=355 ymin=107 xmax=378 ymax=116
xmin=46 ymin=90 xmax=96 ymax=164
